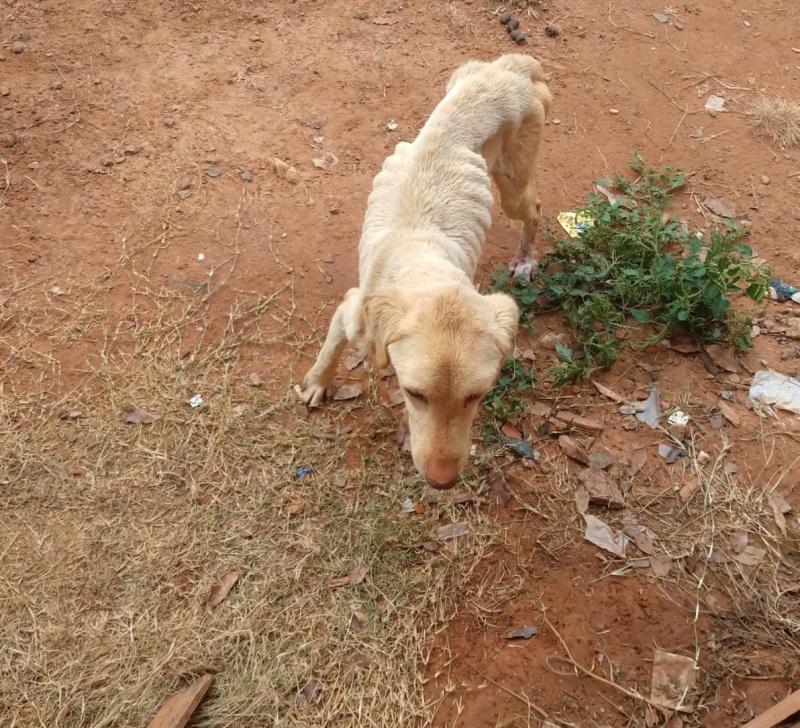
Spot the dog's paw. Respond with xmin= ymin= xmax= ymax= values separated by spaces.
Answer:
xmin=508 ymin=257 xmax=538 ymax=282
xmin=293 ymin=376 xmax=335 ymax=408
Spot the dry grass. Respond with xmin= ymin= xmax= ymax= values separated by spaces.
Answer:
xmin=751 ymin=95 xmax=800 ymax=148
xmin=0 ymin=265 xmax=501 ymax=727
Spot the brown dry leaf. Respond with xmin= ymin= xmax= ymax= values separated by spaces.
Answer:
xmin=575 ymin=487 xmax=590 ymax=514
xmin=704 ymin=344 xmax=741 ymax=374
xmin=649 ymin=555 xmax=673 ymax=578
xmin=768 ymin=492 xmax=792 ymax=536
xmin=583 ymin=514 xmax=629 ymax=556
xmin=624 ymin=524 xmax=657 ymax=555
xmin=702 ymin=196 xmax=735 ymax=219
xmin=121 ymin=405 xmax=161 ymax=425
xmin=733 ymin=544 xmax=766 ymax=566
xmin=578 ymin=468 xmax=625 ymax=508
xmin=435 ymin=522 xmax=470 ymax=541
xmin=669 ymin=340 xmax=699 ymax=354
xmin=501 ymin=422 xmax=522 ymax=439
xmin=553 ymin=411 xmax=604 ymax=434
xmin=287 ymin=502 xmax=305 ymax=516
xmin=650 ymin=650 xmax=698 ymax=712
xmin=592 ymin=380 xmax=625 ymax=403
xmin=717 ymin=400 xmax=741 ymax=427
xmin=327 ymin=564 xmax=368 ymax=589
xmin=558 ymin=435 xmax=590 ymax=465
xmin=207 ymin=570 xmax=241 ymax=607
xmin=504 ymin=624 xmax=539 ymax=640
xmin=489 ymin=476 xmax=511 ymax=507
xmin=530 ymin=400 xmax=551 ymax=417
xmin=587 ymin=451 xmax=615 ymax=469
xmin=349 ymin=609 xmax=367 ymax=631
xmin=344 ymin=352 xmax=366 ymax=371
xmin=730 ymin=527 xmax=749 ymax=554
xmin=333 ymin=383 xmax=363 ymax=401
xmin=311 ymin=152 xmax=339 ymax=170
xmin=678 ymin=478 xmax=700 ymax=503
xmin=332 ymin=472 xmax=348 ymax=488
xmin=147 ymin=674 xmax=214 ymax=728
xmin=628 ymin=449 xmax=648 ymax=476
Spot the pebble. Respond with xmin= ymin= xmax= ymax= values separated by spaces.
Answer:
xmin=51 ymin=80 xmax=63 ymax=90
xmin=499 ymin=12 xmax=511 ymax=24
xmin=206 ymin=165 xmax=223 ymax=177
xmin=28 ymin=161 xmax=39 ymax=169
xmin=12 ymin=41 xmax=25 ymax=53
xmin=177 ymin=189 xmax=192 ymax=200
xmin=609 ymin=108 xmax=619 ymax=115
xmin=760 ymin=174 xmax=770 ymax=185
xmin=310 ymin=119 xmax=323 ymax=130
xmin=386 ymin=119 xmax=398 ymax=131
xmin=0 ymin=86 xmax=9 ymax=96
xmin=123 ymin=143 xmax=141 ymax=155
xmin=176 ymin=175 xmax=191 ymax=190
xmin=18 ymin=30 xmax=31 ymax=42
xmin=241 ymin=169 xmax=253 ymax=182
xmin=163 ymin=118 xmax=175 ymax=128
xmin=1 ymin=133 xmax=17 ymax=147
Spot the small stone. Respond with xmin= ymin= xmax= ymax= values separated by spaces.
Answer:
xmin=545 ymin=24 xmax=560 ymax=37
xmin=551 ymin=118 xmax=561 ymax=125
xmin=499 ymin=12 xmax=511 ymax=24
xmin=352 ymin=10 xmax=368 ymax=20
xmin=50 ymin=80 xmax=63 ymax=90
xmin=507 ymin=18 xmax=519 ymax=30
xmin=0 ymin=86 xmax=9 ymax=96
xmin=12 ymin=41 xmax=25 ymax=53
xmin=673 ymin=20 xmax=684 ymax=30
xmin=176 ymin=175 xmax=191 ymax=190
xmin=1 ymin=133 xmax=17 ymax=147
xmin=206 ymin=165 xmax=223 ymax=177
xmin=760 ymin=175 xmax=770 ymax=185
xmin=177 ymin=189 xmax=192 ymax=200
xmin=241 ymin=169 xmax=253 ymax=182
xmin=163 ymin=118 xmax=175 ymax=128
xmin=123 ymin=143 xmax=141 ymax=155
xmin=18 ymin=30 xmax=31 ymax=42
xmin=386 ymin=119 xmax=398 ymax=131
xmin=28 ymin=161 xmax=39 ymax=170
xmin=310 ymin=119 xmax=323 ymax=130
xmin=609 ymin=108 xmax=619 ymax=115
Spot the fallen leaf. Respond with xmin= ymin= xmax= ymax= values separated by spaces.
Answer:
xmin=504 ymin=625 xmax=539 ymax=640
xmin=578 ymin=468 xmax=625 ymax=508
xmin=248 ymin=372 xmax=264 ymax=387
xmin=658 ymin=443 xmax=685 ymax=464
xmin=588 ymin=451 xmax=615 ymax=469
xmin=592 ymin=380 xmax=625 ymax=403
xmin=332 ymin=472 xmax=348 ymax=488
xmin=704 ymin=95 xmax=727 ymax=113
xmin=717 ymin=400 xmax=741 ymax=427
xmin=730 ymin=527 xmax=749 ymax=554
xmin=349 ymin=609 xmax=367 ymax=631
xmin=296 ymin=680 xmax=322 ymax=704
xmin=678 ymin=477 xmax=699 ymax=503
xmin=421 ymin=540 xmax=440 ymax=552
xmin=768 ymin=492 xmax=792 ymax=537
xmin=704 ymin=344 xmax=741 ymax=373
xmin=287 ymin=502 xmax=305 ymax=516
xmin=311 ymin=152 xmax=339 ymax=170
xmin=328 ymin=564 xmax=368 ymax=589
xmin=449 ymin=491 xmax=479 ymax=506
xmin=553 ymin=411 xmax=604 ymax=434
xmin=333 ymin=383 xmax=363 ymax=401
xmin=146 ymin=674 xmax=214 ymax=728
xmin=489 ymin=476 xmax=511 ymax=507
xmin=636 ymin=385 xmax=661 ymax=429
xmin=650 ymin=650 xmax=698 ymax=712
xmin=501 ymin=422 xmax=522 ymax=439
xmin=624 ymin=523 xmax=657 ymax=555
xmin=345 ymin=352 xmax=366 ymax=371
xmin=649 ymin=555 xmax=673 ymax=578
xmin=121 ymin=405 xmax=161 ymax=425
xmin=207 ymin=570 xmax=241 ymax=607
xmin=733 ymin=544 xmax=766 ymax=566
xmin=628 ymin=449 xmax=648 ymax=476
xmin=575 ymin=487 xmax=590 ymax=514
xmin=583 ymin=514 xmax=629 ymax=556
xmin=558 ymin=435 xmax=590 ymax=465
xmin=435 ymin=522 xmax=470 ymax=541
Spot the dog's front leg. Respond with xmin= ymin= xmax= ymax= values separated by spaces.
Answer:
xmin=296 ymin=289 xmax=360 ymax=407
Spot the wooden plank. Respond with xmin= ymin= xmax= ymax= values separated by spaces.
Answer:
xmin=147 ymin=674 xmax=214 ymax=728
xmin=741 ymin=688 xmax=800 ymax=728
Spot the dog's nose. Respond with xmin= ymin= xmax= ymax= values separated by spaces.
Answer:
xmin=425 ymin=461 xmax=459 ymax=490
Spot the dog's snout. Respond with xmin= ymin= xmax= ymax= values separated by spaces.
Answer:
xmin=425 ymin=459 xmax=460 ymax=490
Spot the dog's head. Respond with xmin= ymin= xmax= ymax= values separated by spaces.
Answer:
xmin=366 ymin=284 xmax=519 ymax=489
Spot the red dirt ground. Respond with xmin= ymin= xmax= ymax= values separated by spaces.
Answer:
xmin=3 ymin=0 xmax=800 ymax=725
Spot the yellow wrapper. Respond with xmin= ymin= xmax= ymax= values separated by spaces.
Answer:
xmin=557 ymin=210 xmax=595 ymax=239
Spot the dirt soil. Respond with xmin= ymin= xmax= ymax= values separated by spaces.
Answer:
xmin=2 ymin=0 xmax=800 ymax=726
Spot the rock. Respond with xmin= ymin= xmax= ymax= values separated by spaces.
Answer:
xmin=609 ymin=108 xmax=620 ymax=115
xmin=164 ymin=118 xmax=175 ymax=128
xmin=206 ymin=165 xmax=223 ymax=177
xmin=177 ymin=189 xmax=192 ymax=200
xmin=241 ymin=169 xmax=254 ymax=182
xmin=1 ymin=133 xmax=16 ymax=147
xmin=123 ymin=143 xmax=141 ymax=155
xmin=18 ymin=30 xmax=31 ymax=42
xmin=760 ymin=174 xmax=770 ymax=185
xmin=1 ymin=86 xmax=10 ymax=96
xmin=12 ymin=41 xmax=25 ymax=54
xmin=176 ymin=175 xmax=192 ymax=191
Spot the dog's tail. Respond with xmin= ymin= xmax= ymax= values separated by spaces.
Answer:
xmin=494 ymin=53 xmax=553 ymax=118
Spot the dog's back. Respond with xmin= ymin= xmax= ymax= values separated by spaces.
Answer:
xmin=359 ymin=54 xmax=551 ymax=282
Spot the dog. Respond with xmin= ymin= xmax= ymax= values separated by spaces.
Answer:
xmin=296 ymin=54 xmax=552 ymax=489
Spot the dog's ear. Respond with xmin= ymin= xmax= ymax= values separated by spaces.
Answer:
xmin=484 ymin=292 xmax=519 ymax=356
xmin=364 ymin=290 xmax=412 ymax=369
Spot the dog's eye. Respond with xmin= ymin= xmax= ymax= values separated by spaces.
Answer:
xmin=464 ymin=393 xmax=482 ymax=406
xmin=404 ymin=388 xmax=428 ymax=404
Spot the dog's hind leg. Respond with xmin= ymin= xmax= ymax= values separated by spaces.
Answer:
xmin=296 ymin=288 xmax=362 ymax=407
